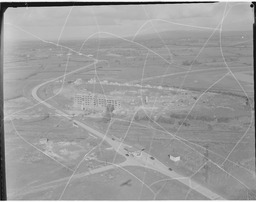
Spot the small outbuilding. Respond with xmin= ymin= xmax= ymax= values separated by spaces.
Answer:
xmin=168 ymin=154 xmax=181 ymax=162
xmin=39 ymin=138 xmax=49 ymax=145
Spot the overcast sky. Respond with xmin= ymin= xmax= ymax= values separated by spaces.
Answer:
xmin=4 ymin=2 xmax=253 ymax=42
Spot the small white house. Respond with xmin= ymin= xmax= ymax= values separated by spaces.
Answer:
xmin=168 ymin=154 xmax=181 ymax=162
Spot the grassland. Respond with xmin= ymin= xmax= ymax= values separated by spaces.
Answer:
xmin=4 ymin=30 xmax=255 ymax=199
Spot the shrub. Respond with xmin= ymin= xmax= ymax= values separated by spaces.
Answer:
xmin=178 ymin=120 xmax=190 ymax=126
xmin=217 ymin=117 xmax=229 ymax=123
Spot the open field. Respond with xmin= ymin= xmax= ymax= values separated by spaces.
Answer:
xmin=4 ymin=22 xmax=255 ymax=200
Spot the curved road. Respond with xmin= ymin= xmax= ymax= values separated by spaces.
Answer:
xmin=31 ymin=63 xmax=224 ymax=200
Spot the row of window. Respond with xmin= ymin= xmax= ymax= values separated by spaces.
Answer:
xmin=74 ymin=94 xmax=121 ymax=108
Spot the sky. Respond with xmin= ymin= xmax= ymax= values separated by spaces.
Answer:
xmin=4 ymin=2 xmax=254 ymax=42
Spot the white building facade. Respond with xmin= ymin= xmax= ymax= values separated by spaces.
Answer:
xmin=74 ymin=93 xmax=121 ymax=110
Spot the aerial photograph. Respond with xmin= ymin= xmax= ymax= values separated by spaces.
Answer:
xmin=3 ymin=2 xmax=255 ymax=200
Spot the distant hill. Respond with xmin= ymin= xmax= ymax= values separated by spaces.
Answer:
xmin=127 ymin=29 xmax=252 ymax=41
xmin=11 ymin=29 xmax=252 ymax=51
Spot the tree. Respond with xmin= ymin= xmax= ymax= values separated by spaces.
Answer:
xmin=103 ymin=104 xmax=114 ymax=122
xmin=106 ymin=104 xmax=114 ymax=113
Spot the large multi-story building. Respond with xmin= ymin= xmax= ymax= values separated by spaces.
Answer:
xmin=74 ymin=93 xmax=121 ymax=110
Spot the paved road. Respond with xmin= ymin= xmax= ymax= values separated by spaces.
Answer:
xmin=31 ymin=64 xmax=224 ymax=200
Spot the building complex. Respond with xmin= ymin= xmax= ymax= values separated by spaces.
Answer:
xmin=74 ymin=92 xmax=121 ymax=110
